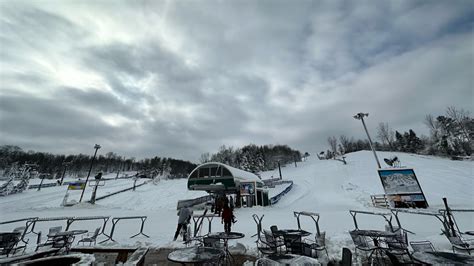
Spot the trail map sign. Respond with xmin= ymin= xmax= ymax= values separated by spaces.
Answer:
xmin=240 ymin=182 xmax=255 ymax=196
xmin=377 ymin=168 xmax=428 ymax=208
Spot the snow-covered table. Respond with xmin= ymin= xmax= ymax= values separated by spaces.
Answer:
xmin=412 ymin=251 xmax=474 ymax=264
xmin=167 ymin=246 xmax=224 ymax=264
xmin=206 ymin=232 xmax=245 ymax=264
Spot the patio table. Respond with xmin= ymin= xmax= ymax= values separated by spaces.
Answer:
xmin=412 ymin=251 xmax=474 ymax=264
xmin=206 ymin=232 xmax=245 ymax=264
xmin=167 ymin=246 xmax=224 ymax=265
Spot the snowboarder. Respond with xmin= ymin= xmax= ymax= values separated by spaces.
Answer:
xmin=173 ymin=206 xmax=193 ymax=241
xmin=221 ymin=203 xmax=234 ymax=234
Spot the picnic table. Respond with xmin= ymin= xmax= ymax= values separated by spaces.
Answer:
xmin=167 ymin=246 xmax=224 ymax=265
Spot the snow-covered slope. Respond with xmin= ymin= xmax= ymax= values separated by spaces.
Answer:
xmin=0 ymin=151 xmax=472 ymax=261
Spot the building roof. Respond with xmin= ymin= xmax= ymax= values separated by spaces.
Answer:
xmin=190 ymin=162 xmax=263 ymax=184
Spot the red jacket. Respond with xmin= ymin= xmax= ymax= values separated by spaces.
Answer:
xmin=222 ymin=207 xmax=233 ymax=222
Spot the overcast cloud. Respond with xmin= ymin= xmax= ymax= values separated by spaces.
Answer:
xmin=0 ymin=0 xmax=472 ymax=162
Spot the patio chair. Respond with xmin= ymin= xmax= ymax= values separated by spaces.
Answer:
xmin=410 ymin=240 xmax=435 ymax=252
xmin=77 ymin=227 xmax=100 ymax=246
xmin=12 ymin=227 xmax=27 ymax=254
xmin=301 ymin=231 xmax=329 ymax=258
xmin=349 ymin=230 xmax=378 ymax=260
xmin=48 ymin=226 xmax=63 ymax=236
xmin=385 ymin=250 xmax=416 ymax=265
xmin=0 ymin=233 xmax=22 ymax=257
xmin=446 ymin=234 xmax=474 ymax=254
xmin=269 ymin=226 xmax=285 ymax=245
xmin=263 ymin=230 xmax=286 ymax=254
xmin=253 ymin=214 xmax=285 ymax=256
xmin=35 ymin=226 xmax=63 ymax=251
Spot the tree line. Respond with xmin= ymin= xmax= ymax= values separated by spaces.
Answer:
xmin=200 ymin=144 xmax=302 ymax=174
xmin=323 ymin=106 xmax=473 ymax=159
xmin=0 ymin=146 xmax=197 ymax=179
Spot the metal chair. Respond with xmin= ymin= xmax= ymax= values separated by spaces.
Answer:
xmin=48 ymin=226 xmax=62 ymax=236
xmin=446 ymin=234 xmax=474 ymax=254
xmin=253 ymin=214 xmax=285 ymax=256
xmin=35 ymin=226 xmax=63 ymax=251
xmin=410 ymin=240 xmax=435 ymax=252
xmin=0 ymin=233 xmax=22 ymax=257
xmin=349 ymin=230 xmax=378 ymax=262
xmin=78 ymin=227 xmax=100 ymax=246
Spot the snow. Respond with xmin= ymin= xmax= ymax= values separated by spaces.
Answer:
xmin=0 ymin=151 xmax=472 ymax=262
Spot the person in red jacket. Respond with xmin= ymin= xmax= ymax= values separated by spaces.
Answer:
xmin=221 ymin=203 xmax=233 ymax=234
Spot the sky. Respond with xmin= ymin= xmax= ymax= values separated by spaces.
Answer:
xmin=0 ymin=0 xmax=473 ymax=162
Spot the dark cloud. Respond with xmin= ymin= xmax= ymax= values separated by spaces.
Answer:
xmin=0 ymin=0 xmax=472 ymax=161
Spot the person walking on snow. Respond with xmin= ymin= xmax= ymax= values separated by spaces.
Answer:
xmin=221 ymin=203 xmax=234 ymax=234
xmin=173 ymin=206 xmax=193 ymax=241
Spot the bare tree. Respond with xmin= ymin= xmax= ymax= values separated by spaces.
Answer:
xmin=199 ymin=152 xmax=210 ymax=164
xmin=446 ymin=106 xmax=471 ymax=142
xmin=377 ymin=122 xmax=394 ymax=151
xmin=327 ymin=136 xmax=338 ymax=158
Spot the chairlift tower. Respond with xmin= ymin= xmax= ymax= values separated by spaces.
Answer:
xmin=353 ymin=113 xmax=381 ymax=169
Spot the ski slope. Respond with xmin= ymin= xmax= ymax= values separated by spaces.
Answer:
xmin=0 ymin=151 xmax=472 ymax=261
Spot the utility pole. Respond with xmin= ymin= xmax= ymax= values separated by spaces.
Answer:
xmin=79 ymin=144 xmax=101 ymax=202
xmin=353 ymin=113 xmax=381 ymax=169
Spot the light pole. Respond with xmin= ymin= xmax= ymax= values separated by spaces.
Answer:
xmin=353 ymin=113 xmax=381 ymax=168
xmin=79 ymin=144 xmax=101 ymax=202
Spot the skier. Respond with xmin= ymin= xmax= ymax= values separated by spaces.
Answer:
xmin=173 ymin=206 xmax=193 ymax=241
xmin=221 ymin=203 xmax=234 ymax=234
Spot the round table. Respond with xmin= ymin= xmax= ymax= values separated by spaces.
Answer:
xmin=167 ymin=246 xmax=224 ymax=265
xmin=274 ymin=229 xmax=311 ymax=238
xmin=206 ymin=232 xmax=245 ymax=264
xmin=412 ymin=251 xmax=474 ymax=264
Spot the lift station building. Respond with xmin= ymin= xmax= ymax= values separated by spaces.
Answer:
xmin=187 ymin=162 xmax=269 ymax=207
